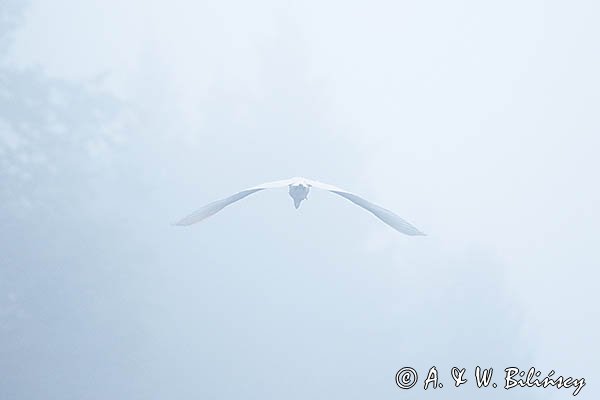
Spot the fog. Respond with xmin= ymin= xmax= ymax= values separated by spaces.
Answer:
xmin=1 ymin=1 xmax=598 ymax=399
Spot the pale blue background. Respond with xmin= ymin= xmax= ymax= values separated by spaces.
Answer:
xmin=1 ymin=1 xmax=598 ymax=399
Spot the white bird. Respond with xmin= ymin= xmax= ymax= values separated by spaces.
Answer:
xmin=175 ymin=177 xmax=425 ymax=235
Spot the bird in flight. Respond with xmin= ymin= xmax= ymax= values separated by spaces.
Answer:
xmin=175 ymin=177 xmax=425 ymax=236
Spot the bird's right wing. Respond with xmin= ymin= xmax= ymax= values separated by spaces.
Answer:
xmin=307 ymin=179 xmax=425 ymax=236
xmin=174 ymin=178 xmax=295 ymax=226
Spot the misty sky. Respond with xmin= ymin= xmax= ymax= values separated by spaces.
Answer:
xmin=1 ymin=1 xmax=599 ymax=399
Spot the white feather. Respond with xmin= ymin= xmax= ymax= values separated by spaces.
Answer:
xmin=306 ymin=179 xmax=425 ymax=236
xmin=175 ymin=177 xmax=425 ymax=236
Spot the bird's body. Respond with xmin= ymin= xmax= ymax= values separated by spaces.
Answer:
xmin=175 ymin=176 xmax=425 ymax=236
xmin=288 ymin=179 xmax=310 ymax=209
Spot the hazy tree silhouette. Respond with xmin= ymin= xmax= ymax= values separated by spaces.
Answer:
xmin=0 ymin=7 xmax=134 ymax=398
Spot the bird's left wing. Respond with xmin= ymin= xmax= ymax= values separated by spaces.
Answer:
xmin=306 ymin=179 xmax=425 ymax=236
xmin=174 ymin=178 xmax=296 ymax=226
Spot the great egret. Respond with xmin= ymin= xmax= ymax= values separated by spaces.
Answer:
xmin=175 ymin=177 xmax=425 ymax=236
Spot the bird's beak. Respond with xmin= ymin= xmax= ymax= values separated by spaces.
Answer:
xmin=294 ymin=199 xmax=301 ymax=209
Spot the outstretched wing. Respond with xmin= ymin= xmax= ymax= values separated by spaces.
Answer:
xmin=306 ymin=179 xmax=425 ymax=236
xmin=175 ymin=178 xmax=296 ymax=226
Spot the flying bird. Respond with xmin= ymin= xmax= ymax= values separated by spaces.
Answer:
xmin=175 ymin=177 xmax=425 ymax=235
